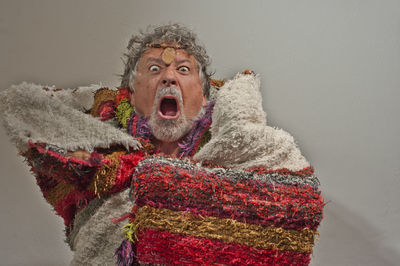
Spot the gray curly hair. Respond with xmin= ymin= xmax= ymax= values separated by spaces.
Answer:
xmin=120 ymin=23 xmax=212 ymax=97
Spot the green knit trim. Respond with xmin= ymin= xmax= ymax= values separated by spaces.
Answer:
xmin=115 ymin=99 xmax=135 ymax=129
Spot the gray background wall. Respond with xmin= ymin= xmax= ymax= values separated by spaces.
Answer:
xmin=1 ymin=0 xmax=399 ymax=265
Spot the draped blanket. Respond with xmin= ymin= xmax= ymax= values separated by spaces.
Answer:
xmin=117 ymin=156 xmax=323 ymax=265
xmin=0 ymin=73 xmax=324 ymax=265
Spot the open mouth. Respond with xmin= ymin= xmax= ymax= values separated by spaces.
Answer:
xmin=158 ymin=96 xmax=180 ymax=120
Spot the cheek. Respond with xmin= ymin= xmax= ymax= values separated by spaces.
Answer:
xmin=183 ymin=81 xmax=204 ymax=118
xmin=133 ymin=78 xmax=157 ymax=116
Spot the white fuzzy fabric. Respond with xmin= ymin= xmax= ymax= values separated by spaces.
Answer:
xmin=194 ymin=73 xmax=309 ymax=171
xmin=0 ymin=82 xmax=140 ymax=152
xmin=70 ymin=189 xmax=132 ymax=266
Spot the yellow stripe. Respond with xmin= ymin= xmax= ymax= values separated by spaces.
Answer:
xmin=90 ymin=89 xmax=117 ymax=117
xmin=132 ymin=206 xmax=317 ymax=253
xmin=45 ymin=182 xmax=76 ymax=207
xmin=88 ymin=151 xmax=124 ymax=197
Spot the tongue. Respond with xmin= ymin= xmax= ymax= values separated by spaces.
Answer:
xmin=161 ymin=98 xmax=177 ymax=116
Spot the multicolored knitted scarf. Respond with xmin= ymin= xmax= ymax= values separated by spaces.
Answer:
xmin=115 ymin=156 xmax=324 ymax=265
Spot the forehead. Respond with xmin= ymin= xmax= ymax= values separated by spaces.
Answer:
xmin=139 ymin=48 xmax=198 ymax=66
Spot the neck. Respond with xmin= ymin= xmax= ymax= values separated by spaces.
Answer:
xmin=154 ymin=139 xmax=180 ymax=156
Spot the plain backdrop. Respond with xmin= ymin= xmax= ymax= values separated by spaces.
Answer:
xmin=1 ymin=1 xmax=399 ymax=265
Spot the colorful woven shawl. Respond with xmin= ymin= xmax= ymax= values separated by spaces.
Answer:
xmin=115 ymin=156 xmax=323 ymax=265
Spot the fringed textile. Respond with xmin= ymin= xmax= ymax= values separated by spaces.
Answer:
xmin=115 ymin=99 xmax=135 ymax=129
xmin=178 ymin=100 xmax=215 ymax=157
xmin=136 ymin=229 xmax=312 ymax=265
xmin=22 ymin=141 xmax=145 ymax=231
xmin=122 ymin=155 xmax=324 ymax=264
xmin=91 ymin=88 xmax=117 ymax=118
xmin=127 ymin=206 xmax=316 ymax=253
xmin=132 ymin=157 xmax=323 ymax=230
xmin=89 ymin=152 xmax=125 ymax=198
xmin=115 ymin=239 xmax=137 ymax=266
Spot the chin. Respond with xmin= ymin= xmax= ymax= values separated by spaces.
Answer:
xmin=148 ymin=87 xmax=205 ymax=143
xmin=148 ymin=114 xmax=192 ymax=142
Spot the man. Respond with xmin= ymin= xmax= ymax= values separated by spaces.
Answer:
xmin=0 ymin=24 xmax=323 ymax=265
xmin=71 ymin=24 xmax=211 ymax=158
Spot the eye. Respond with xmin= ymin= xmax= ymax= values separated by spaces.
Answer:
xmin=178 ymin=66 xmax=190 ymax=72
xmin=149 ymin=65 xmax=160 ymax=72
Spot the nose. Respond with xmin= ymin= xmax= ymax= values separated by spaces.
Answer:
xmin=161 ymin=67 xmax=177 ymax=87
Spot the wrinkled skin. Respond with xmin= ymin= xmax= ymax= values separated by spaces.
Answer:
xmin=70 ymin=47 xmax=206 ymax=158
xmin=131 ymin=48 xmax=206 ymax=119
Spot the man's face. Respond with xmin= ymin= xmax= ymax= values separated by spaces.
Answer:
xmin=131 ymin=47 xmax=206 ymax=142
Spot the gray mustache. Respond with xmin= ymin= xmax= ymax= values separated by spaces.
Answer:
xmin=155 ymin=87 xmax=183 ymax=105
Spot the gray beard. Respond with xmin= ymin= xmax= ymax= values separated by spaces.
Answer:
xmin=148 ymin=87 xmax=204 ymax=143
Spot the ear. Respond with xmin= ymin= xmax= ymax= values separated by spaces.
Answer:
xmin=202 ymin=95 xmax=207 ymax=107
xmin=130 ymin=90 xmax=135 ymax=106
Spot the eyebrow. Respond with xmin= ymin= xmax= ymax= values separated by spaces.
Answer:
xmin=143 ymin=57 xmax=194 ymax=67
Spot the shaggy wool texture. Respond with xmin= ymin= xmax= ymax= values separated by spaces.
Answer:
xmin=0 ymin=82 xmax=139 ymax=152
xmin=70 ymin=189 xmax=132 ymax=266
xmin=195 ymin=74 xmax=309 ymax=171
xmin=116 ymin=154 xmax=323 ymax=265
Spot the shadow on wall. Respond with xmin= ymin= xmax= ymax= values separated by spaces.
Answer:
xmin=311 ymin=195 xmax=400 ymax=266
